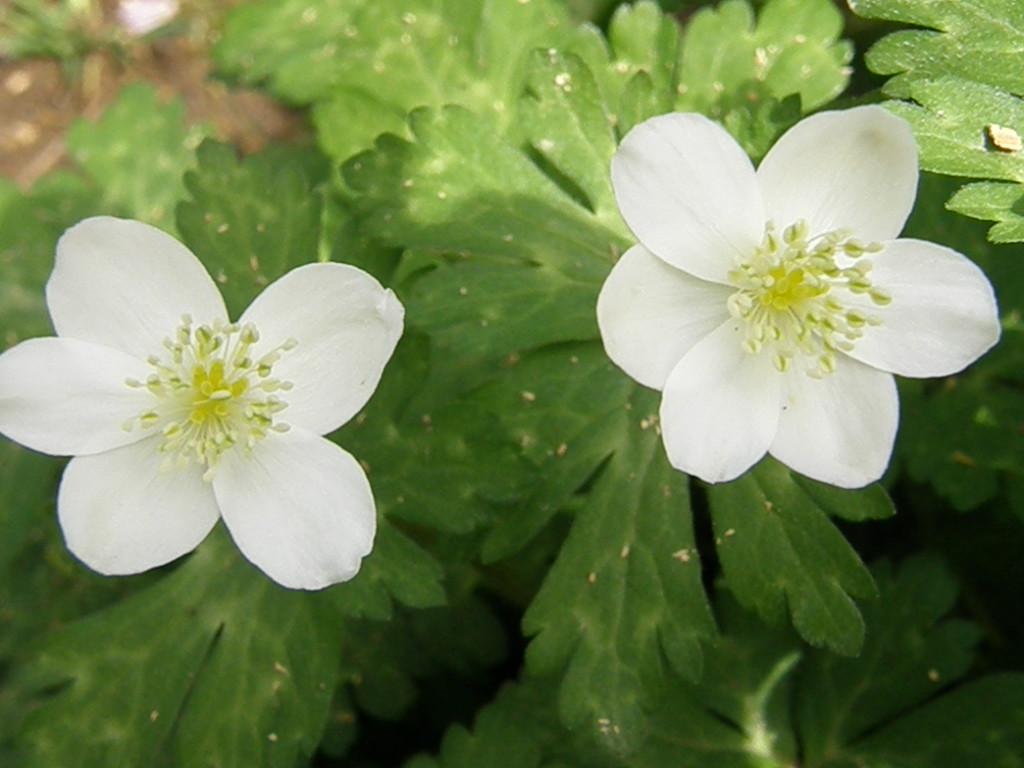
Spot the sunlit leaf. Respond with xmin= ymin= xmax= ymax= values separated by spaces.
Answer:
xmin=215 ymin=0 xmax=573 ymax=162
xmin=66 ymin=83 xmax=209 ymax=232
xmin=853 ymin=0 xmax=1024 ymax=240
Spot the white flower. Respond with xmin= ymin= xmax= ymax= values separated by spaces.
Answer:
xmin=0 ymin=216 xmax=404 ymax=589
xmin=116 ymin=0 xmax=180 ymax=36
xmin=597 ymin=106 xmax=1001 ymax=488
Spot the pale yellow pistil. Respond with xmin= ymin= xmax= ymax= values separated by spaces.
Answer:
xmin=124 ymin=315 xmax=297 ymax=480
xmin=726 ymin=220 xmax=891 ymax=377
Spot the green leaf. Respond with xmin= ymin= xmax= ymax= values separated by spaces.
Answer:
xmin=792 ymin=473 xmax=895 ymax=523
xmin=336 ymin=334 xmax=532 ymax=534
xmin=849 ymin=674 xmax=1024 ymax=767
xmin=705 ymin=457 xmax=879 ymax=656
xmin=890 ymin=171 xmax=1024 ymax=509
xmin=584 ymin=0 xmax=850 ymax=147
xmin=795 ymin=555 xmax=982 ymax=765
xmin=402 ymin=678 xmax=597 ymax=768
xmin=0 ymin=172 xmax=99 ymax=344
xmin=343 ymin=103 xmax=624 ymax=400
xmin=65 ymin=82 xmax=209 ymax=232
xmin=15 ymin=528 xmax=341 ymax=768
xmin=330 ymin=520 xmax=447 ymax=620
xmin=522 ymin=386 xmax=715 ymax=750
xmin=632 ymin=555 xmax=1015 ymax=768
xmin=0 ymin=441 xmax=106 ymax=670
xmin=176 ymin=141 xmax=330 ymax=318
xmin=477 ymin=343 xmax=635 ymax=562
xmin=946 ymin=181 xmax=1024 ymax=243
xmin=885 ymin=76 xmax=1024 ymax=182
xmin=635 ymin=600 xmax=801 ymax=768
xmin=520 ymin=48 xmax=621 ymax=228
xmin=345 ymin=105 xmax=623 ymax=280
xmin=675 ymin=0 xmax=850 ymax=117
xmin=216 ymin=0 xmax=573 ymax=161
xmin=853 ymin=0 xmax=1024 ymax=99
xmin=406 ymin=261 xmax=601 ymax=372
xmin=853 ymin=0 xmax=1024 ymax=240
xmin=339 ymin=589 xmax=507 ymax=725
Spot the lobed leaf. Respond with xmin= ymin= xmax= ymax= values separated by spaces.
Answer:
xmin=795 ymin=556 xmax=982 ymax=765
xmin=853 ymin=0 xmax=1024 ymax=99
xmin=522 ymin=387 xmax=716 ymax=750
xmin=215 ymin=0 xmax=574 ymax=162
xmin=675 ymin=0 xmax=850 ymax=117
xmin=705 ymin=458 xmax=880 ymax=656
xmin=402 ymin=679 xmax=597 ymax=768
xmin=853 ymin=0 xmax=1024 ymax=240
xmin=16 ymin=528 xmax=341 ymax=768
xmin=476 ymin=343 xmax=635 ymax=562
xmin=633 ymin=555 xmax=1012 ymax=768
xmin=336 ymin=334 xmax=533 ymax=535
xmin=65 ymin=83 xmax=209 ymax=233
xmin=176 ymin=141 xmax=330 ymax=318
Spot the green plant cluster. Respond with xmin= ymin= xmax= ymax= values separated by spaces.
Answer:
xmin=1 ymin=0 xmax=1022 ymax=766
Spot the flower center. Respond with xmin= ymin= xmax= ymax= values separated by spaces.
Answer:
xmin=124 ymin=315 xmax=297 ymax=479
xmin=726 ymin=220 xmax=890 ymax=377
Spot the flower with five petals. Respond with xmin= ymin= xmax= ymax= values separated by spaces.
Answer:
xmin=597 ymin=106 xmax=1001 ymax=488
xmin=0 ymin=216 xmax=404 ymax=589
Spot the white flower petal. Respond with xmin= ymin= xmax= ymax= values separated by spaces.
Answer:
xmin=597 ymin=244 xmax=733 ymax=389
xmin=0 ymin=337 xmax=152 ymax=456
xmin=846 ymin=239 xmax=1000 ymax=377
xmin=57 ymin=438 xmax=220 ymax=574
xmin=47 ymin=217 xmax=227 ymax=358
xmin=770 ymin=357 xmax=898 ymax=488
xmin=214 ymin=428 xmax=376 ymax=590
xmin=757 ymin=106 xmax=918 ymax=242
xmin=660 ymin=320 xmax=782 ymax=483
xmin=611 ymin=112 xmax=765 ymax=284
xmin=239 ymin=262 xmax=404 ymax=435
